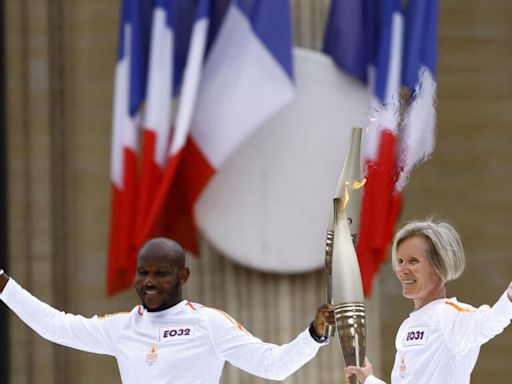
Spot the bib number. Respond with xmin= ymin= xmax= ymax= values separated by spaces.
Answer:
xmin=159 ymin=326 xmax=194 ymax=343
xmin=403 ymin=326 xmax=428 ymax=346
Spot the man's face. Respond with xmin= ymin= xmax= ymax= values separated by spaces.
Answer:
xmin=134 ymin=248 xmax=189 ymax=312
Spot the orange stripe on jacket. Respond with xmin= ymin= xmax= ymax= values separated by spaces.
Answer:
xmin=98 ymin=311 xmax=130 ymax=320
xmin=444 ymin=301 xmax=475 ymax=313
xmin=207 ymin=307 xmax=248 ymax=333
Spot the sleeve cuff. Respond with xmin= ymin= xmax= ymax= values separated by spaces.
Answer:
xmin=0 ymin=277 xmax=15 ymax=302
xmin=307 ymin=322 xmax=329 ymax=344
xmin=364 ymin=374 xmax=387 ymax=384
xmin=494 ymin=290 xmax=512 ymax=319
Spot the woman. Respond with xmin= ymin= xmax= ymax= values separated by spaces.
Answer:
xmin=346 ymin=219 xmax=512 ymax=384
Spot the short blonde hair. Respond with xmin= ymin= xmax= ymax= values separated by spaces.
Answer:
xmin=391 ymin=219 xmax=465 ymax=283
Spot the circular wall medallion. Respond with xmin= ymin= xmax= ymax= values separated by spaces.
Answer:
xmin=195 ymin=47 xmax=369 ymax=273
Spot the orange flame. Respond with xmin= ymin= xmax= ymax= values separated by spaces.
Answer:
xmin=342 ymin=178 xmax=367 ymax=209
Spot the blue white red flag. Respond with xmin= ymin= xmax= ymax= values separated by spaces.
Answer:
xmin=108 ymin=0 xmax=294 ymax=294
xmin=135 ymin=0 xmax=295 ymax=255
xmin=134 ymin=0 xmax=211 ymax=255
xmin=324 ymin=0 xmax=438 ymax=296
xmin=108 ymin=0 xmax=151 ymax=295
xmin=397 ymin=0 xmax=438 ymax=190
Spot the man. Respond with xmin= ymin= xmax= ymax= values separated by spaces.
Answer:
xmin=0 ymin=237 xmax=335 ymax=383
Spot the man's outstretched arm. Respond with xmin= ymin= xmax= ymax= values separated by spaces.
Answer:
xmin=210 ymin=303 xmax=335 ymax=381
xmin=0 ymin=269 xmax=122 ymax=355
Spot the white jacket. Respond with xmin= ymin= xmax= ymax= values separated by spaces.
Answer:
xmin=365 ymin=292 xmax=512 ymax=384
xmin=0 ymin=278 xmax=326 ymax=383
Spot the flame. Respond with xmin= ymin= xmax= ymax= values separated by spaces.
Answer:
xmin=350 ymin=179 xmax=366 ymax=190
xmin=342 ymin=178 xmax=367 ymax=209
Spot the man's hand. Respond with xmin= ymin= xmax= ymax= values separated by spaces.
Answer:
xmin=345 ymin=357 xmax=374 ymax=384
xmin=312 ymin=304 xmax=335 ymax=337
xmin=0 ymin=270 xmax=9 ymax=293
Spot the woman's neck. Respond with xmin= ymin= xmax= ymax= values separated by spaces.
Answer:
xmin=413 ymin=285 xmax=446 ymax=310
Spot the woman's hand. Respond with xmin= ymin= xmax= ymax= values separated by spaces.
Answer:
xmin=345 ymin=357 xmax=374 ymax=384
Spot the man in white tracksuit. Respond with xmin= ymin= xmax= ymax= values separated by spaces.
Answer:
xmin=0 ymin=238 xmax=335 ymax=383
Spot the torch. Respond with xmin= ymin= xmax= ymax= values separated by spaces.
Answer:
xmin=324 ymin=127 xmax=364 ymax=337
xmin=332 ymin=195 xmax=366 ymax=384
xmin=324 ymin=127 xmax=366 ymax=384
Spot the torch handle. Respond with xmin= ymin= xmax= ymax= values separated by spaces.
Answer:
xmin=324 ymin=230 xmax=336 ymax=338
xmin=324 ymin=323 xmax=336 ymax=338
xmin=335 ymin=302 xmax=366 ymax=384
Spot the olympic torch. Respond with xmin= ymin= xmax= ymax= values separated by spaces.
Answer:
xmin=323 ymin=127 xmax=366 ymax=384
xmin=332 ymin=195 xmax=366 ymax=384
xmin=324 ymin=127 xmax=364 ymax=338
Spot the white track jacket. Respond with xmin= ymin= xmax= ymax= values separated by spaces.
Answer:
xmin=0 ymin=278 xmax=326 ymax=383
xmin=365 ymin=292 xmax=512 ymax=384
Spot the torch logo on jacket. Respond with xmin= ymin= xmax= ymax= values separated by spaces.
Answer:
xmin=145 ymin=344 xmax=158 ymax=365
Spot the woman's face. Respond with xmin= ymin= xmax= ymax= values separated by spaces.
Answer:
xmin=395 ymin=235 xmax=444 ymax=309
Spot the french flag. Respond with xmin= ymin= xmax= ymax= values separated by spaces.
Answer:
xmin=108 ymin=0 xmax=210 ymax=295
xmin=397 ymin=0 xmax=438 ymax=191
xmin=136 ymin=0 xmax=295 ymax=255
xmin=324 ymin=0 xmax=438 ymax=296
xmin=108 ymin=0 xmax=295 ymax=294
xmin=135 ymin=0 xmax=176 ymax=238
xmin=135 ymin=0 xmax=210 ymax=254
xmin=107 ymin=0 xmax=151 ymax=295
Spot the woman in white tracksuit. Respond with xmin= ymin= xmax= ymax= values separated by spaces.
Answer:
xmin=346 ymin=219 xmax=512 ymax=384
